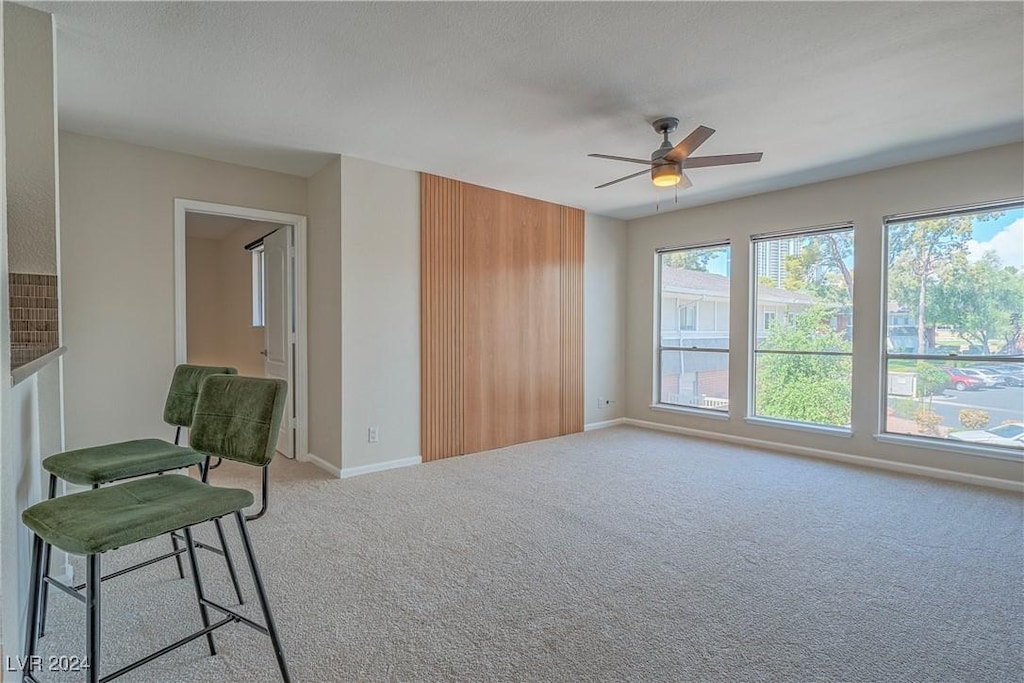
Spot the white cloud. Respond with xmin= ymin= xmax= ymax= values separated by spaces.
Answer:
xmin=967 ymin=218 xmax=1024 ymax=268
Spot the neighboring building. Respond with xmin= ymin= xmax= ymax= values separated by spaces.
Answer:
xmin=754 ymin=237 xmax=805 ymax=288
xmin=660 ymin=268 xmax=815 ymax=405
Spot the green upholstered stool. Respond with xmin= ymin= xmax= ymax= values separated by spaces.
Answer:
xmin=36 ymin=364 xmax=242 ymax=640
xmin=21 ymin=375 xmax=291 ymax=683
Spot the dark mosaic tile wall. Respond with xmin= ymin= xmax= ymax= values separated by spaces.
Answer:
xmin=10 ymin=272 xmax=59 ymax=351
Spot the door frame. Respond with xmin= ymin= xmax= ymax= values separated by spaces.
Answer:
xmin=173 ymin=198 xmax=309 ymax=461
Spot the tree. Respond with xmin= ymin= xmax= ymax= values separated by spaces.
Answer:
xmin=928 ymin=253 xmax=1024 ymax=351
xmin=888 ymin=213 xmax=1002 ymax=353
xmin=781 ymin=233 xmax=853 ymax=304
xmin=663 ymin=249 xmax=719 ymax=271
xmin=755 ymin=306 xmax=852 ymax=426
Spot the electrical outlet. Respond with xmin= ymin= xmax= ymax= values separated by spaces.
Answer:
xmin=597 ymin=397 xmax=614 ymax=409
xmin=368 ymin=426 xmax=379 ymax=443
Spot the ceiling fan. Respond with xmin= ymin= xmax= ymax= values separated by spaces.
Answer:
xmin=589 ymin=117 xmax=763 ymax=189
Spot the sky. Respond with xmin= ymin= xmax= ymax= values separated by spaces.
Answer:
xmin=968 ymin=208 xmax=1024 ymax=268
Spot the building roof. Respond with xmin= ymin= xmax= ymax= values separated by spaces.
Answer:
xmin=662 ymin=267 xmax=816 ymax=305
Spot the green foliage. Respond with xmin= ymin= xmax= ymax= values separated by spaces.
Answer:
xmin=887 ymin=212 xmax=1006 ymax=352
xmin=915 ymin=363 xmax=948 ymax=397
xmin=928 ymin=253 xmax=1024 ymax=350
xmin=891 ymin=397 xmax=917 ymax=419
xmin=755 ymin=306 xmax=852 ymax=426
xmin=958 ymin=409 xmax=990 ymax=430
xmin=662 ymin=248 xmax=724 ymax=272
xmin=780 ymin=232 xmax=854 ymax=305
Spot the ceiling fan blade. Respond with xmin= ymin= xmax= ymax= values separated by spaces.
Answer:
xmin=595 ymin=168 xmax=650 ymax=189
xmin=683 ymin=152 xmax=763 ymax=169
xmin=588 ymin=153 xmax=657 ymax=165
xmin=678 ymin=171 xmax=693 ymax=190
xmin=664 ymin=125 xmax=716 ymax=163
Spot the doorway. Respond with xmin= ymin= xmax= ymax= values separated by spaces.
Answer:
xmin=173 ymin=199 xmax=309 ymax=460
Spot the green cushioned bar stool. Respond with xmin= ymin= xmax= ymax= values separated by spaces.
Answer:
xmin=21 ymin=375 xmax=291 ymax=683
xmin=36 ymin=364 xmax=244 ymax=640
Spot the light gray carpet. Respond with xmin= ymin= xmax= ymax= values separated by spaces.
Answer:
xmin=31 ymin=426 xmax=1023 ymax=682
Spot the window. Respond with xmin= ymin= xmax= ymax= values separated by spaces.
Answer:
xmin=679 ymin=303 xmax=698 ymax=331
xmin=751 ymin=225 xmax=854 ymax=428
xmin=657 ymin=243 xmax=731 ymax=412
xmin=251 ymin=245 xmax=266 ymax=327
xmin=883 ymin=200 xmax=1023 ymax=455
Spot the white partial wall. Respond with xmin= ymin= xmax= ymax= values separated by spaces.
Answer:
xmin=584 ymin=213 xmax=627 ymax=426
xmin=625 ymin=143 xmax=1024 ymax=486
xmin=58 ymin=132 xmax=307 ymax=450
xmin=305 ymin=157 xmax=343 ymax=470
xmin=1 ymin=4 xmax=63 ymax=668
xmin=338 ymin=156 xmax=420 ymax=475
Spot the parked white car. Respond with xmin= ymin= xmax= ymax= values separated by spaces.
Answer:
xmin=948 ymin=423 xmax=1024 ymax=449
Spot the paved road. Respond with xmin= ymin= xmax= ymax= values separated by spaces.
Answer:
xmin=928 ymin=385 xmax=1024 ymax=429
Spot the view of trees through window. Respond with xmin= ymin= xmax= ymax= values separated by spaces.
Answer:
xmin=884 ymin=202 xmax=1024 ymax=452
xmin=752 ymin=227 xmax=854 ymax=427
xmin=658 ymin=244 xmax=731 ymax=412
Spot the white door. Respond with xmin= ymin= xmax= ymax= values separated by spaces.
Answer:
xmin=263 ymin=227 xmax=294 ymax=457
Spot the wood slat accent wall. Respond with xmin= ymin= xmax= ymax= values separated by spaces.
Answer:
xmin=560 ymin=206 xmax=585 ymax=435
xmin=420 ymin=174 xmax=464 ymax=462
xmin=421 ymin=174 xmax=584 ymax=461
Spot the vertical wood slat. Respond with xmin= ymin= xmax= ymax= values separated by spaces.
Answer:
xmin=420 ymin=174 xmax=463 ymax=461
xmin=560 ymin=206 xmax=585 ymax=435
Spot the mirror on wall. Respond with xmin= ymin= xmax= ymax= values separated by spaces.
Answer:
xmin=5 ymin=2 xmax=60 ymax=371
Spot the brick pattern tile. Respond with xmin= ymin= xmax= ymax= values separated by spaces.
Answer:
xmin=9 ymin=273 xmax=59 ymax=348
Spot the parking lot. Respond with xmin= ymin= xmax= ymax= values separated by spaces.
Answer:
xmin=929 ymin=384 xmax=1024 ymax=429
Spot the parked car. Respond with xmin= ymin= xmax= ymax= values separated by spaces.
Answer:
xmin=976 ymin=365 xmax=1024 ymax=387
xmin=940 ymin=367 xmax=984 ymax=391
xmin=957 ymin=368 xmax=1006 ymax=388
xmin=949 ymin=423 xmax=1024 ymax=449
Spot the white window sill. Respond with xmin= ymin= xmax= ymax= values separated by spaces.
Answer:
xmin=745 ymin=416 xmax=852 ymax=438
xmin=649 ymin=403 xmax=730 ymax=420
xmin=874 ymin=433 xmax=1024 ymax=462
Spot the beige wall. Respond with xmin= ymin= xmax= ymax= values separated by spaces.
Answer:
xmin=3 ymin=2 xmax=56 ymax=275
xmin=217 ymin=221 xmax=272 ymax=376
xmin=625 ymin=142 xmax=1024 ymax=485
xmin=185 ymin=235 xmax=222 ymax=365
xmin=584 ymin=213 xmax=627 ymax=425
xmin=306 ymin=157 xmax=343 ymax=466
xmin=59 ymin=132 xmax=307 ymax=449
xmin=339 ymin=156 xmax=420 ymax=471
xmin=185 ymin=221 xmax=270 ymax=376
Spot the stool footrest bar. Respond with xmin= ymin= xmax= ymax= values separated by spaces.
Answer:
xmin=42 ymin=576 xmax=86 ymax=604
xmin=99 ymin=616 xmax=235 ymax=683
xmin=200 ymin=598 xmax=269 ymax=636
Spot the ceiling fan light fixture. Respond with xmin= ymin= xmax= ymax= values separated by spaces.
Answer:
xmin=651 ymin=164 xmax=682 ymax=187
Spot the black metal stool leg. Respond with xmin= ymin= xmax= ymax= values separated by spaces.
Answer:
xmin=86 ymin=554 xmax=101 ymax=683
xmin=234 ymin=511 xmax=290 ymax=683
xmin=245 ymin=466 xmax=270 ymax=521
xmin=182 ymin=526 xmax=217 ymax=656
xmin=213 ymin=518 xmax=245 ymax=605
xmin=23 ymin=533 xmax=44 ymax=679
xmin=170 ymin=532 xmax=187 ymax=579
xmin=37 ymin=474 xmax=57 ymax=638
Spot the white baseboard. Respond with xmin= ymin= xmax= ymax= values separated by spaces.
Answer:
xmin=301 ymin=452 xmax=342 ymax=478
xmin=340 ymin=456 xmax=421 ymax=479
xmin=584 ymin=417 xmax=628 ymax=431
xmin=622 ymin=418 xmax=1024 ymax=493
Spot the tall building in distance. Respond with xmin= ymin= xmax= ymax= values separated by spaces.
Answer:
xmin=755 ymin=237 xmax=805 ymax=287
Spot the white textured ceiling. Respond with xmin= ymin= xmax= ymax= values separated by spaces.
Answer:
xmin=33 ymin=1 xmax=1024 ymax=219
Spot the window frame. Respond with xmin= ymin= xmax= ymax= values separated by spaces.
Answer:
xmin=879 ymin=197 xmax=1024 ymax=458
xmin=748 ymin=223 xmax=855 ymax=431
xmin=655 ymin=240 xmax=732 ymax=415
xmin=251 ymin=245 xmax=266 ymax=328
